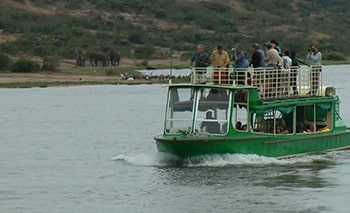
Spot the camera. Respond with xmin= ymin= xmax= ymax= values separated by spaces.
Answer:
xmin=232 ymin=48 xmax=235 ymax=51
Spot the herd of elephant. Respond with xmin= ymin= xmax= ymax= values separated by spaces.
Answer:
xmin=76 ymin=48 xmax=121 ymax=67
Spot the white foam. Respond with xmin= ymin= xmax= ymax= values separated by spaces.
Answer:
xmin=111 ymin=152 xmax=339 ymax=167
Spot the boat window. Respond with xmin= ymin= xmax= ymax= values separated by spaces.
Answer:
xmin=297 ymin=103 xmax=332 ymax=133
xmin=251 ymin=107 xmax=294 ymax=134
xmin=194 ymin=88 xmax=231 ymax=135
xmin=165 ymin=87 xmax=195 ymax=134
xmin=233 ymin=90 xmax=248 ymax=132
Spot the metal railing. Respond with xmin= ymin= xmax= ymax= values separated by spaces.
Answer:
xmin=190 ymin=66 xmax=323 ymax=100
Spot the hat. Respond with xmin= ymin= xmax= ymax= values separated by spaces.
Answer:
xmin=264 ymin=42 xmax=271 ymax=48
xmin=271 ymin=39 xmax=278 ymax=45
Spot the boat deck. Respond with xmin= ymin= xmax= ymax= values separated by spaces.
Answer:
xmin=185 ymin=66 xmax=326 ymax=100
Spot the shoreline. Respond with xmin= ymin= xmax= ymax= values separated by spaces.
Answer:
xmin=0 ymin=62 xmax=349 ymax=88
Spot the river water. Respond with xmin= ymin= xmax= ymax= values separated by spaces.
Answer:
xmin=1 ymin=65 xmax=350 ymax=213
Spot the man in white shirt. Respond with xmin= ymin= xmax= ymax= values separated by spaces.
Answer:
xmin=306 ymin=45 xmax=322 ymax=95
xmin=265 ymin=44 xmax=284 ymax=67
xmin=306 ymin=45 xmax=322 ymax=65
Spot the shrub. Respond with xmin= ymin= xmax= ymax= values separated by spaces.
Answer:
xmin=128 ymin=29 xmax=145 ymax=44
xmin=324 ymin=52 xmax=346 ymax=61
xmin=10 ymin=58 xmax=40 ymax=73
xmin=0 ymin=53 xmax=12 ymax=71
xmin=154 ymin=10 xmax=167 ymax=19
xmin=42 ymin=56 xmax=61 ymax=72
xmin=134 ymin=44 xmax=155 ymax=59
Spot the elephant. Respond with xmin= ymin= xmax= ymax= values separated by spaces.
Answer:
xmin=75 ymin=50 xmax=86 ymax=67
xmin=102 ymin=47 xmax=121 ymax=67
xmin=89 ymin=52 xmax=109 ymax=67
xmin=108 ymin=50 xmax=121 ymax=67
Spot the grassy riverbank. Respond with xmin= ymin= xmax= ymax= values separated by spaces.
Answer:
xmin=0 ymin=60 xmax=348 ymax=88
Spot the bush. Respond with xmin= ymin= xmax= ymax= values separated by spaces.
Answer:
xmin=324 ymin=52 xmax=346 ymax=61
xmin=154 ymin=10 xmax=167 ymax=19
xmin=0 ymin=53 xmax=12 ymax=71
xmin=42 ymin=56 xmax=61 ymax=71
xmin=128 ymin=29 xmax=145 ymax=44
xmin=134 ymin=44 xmax=155 ymax=59
xmin=10 ymin=58 xmax=40 ymax=73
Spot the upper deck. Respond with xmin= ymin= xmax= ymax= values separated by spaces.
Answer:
xmin=174 ymin=66 xmax=328 ymax=100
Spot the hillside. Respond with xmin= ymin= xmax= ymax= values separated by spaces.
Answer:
xmin=0 ymin=0 xmax=349 ymax=67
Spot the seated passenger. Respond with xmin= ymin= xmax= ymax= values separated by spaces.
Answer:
xmin=275 ymin=119 xmax=289 ymax=134
xmin=201 ymin=111 xmax=220 ymax=134
xmin=305 ymin=124 xmax=314 ymax=133
xmin=296 ymin=122 xmax=306 ymax=133
xmin=235 ymin=121 xmax=242 ymax=130
xmin=221 ymin=122 xmax=228 ymax=134
xmin=317 ymin=126 xmax=330 ymax=132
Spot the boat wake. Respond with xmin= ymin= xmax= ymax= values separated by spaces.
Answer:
xmin=111 ymin=151 xmax=346 ymax=167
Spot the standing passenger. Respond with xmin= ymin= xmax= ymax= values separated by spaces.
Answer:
xmin=290 ymin=50 xmax=299 ymax=95
xmin=271 ymin=39 xmax=281 ymax=54
xmin=190 ymin=44 xmax=210 ymax=83
xmin=232 ymin=45 xmax=249 ymax=85
xmin=265 ymin=44 xmax=284 ymax=67
xmin=306 ymin=45 xmax=322 ymax=95
xmin=210 ymin=45 xmax=230 ymax=84
xmin=251 ymin=43 xmax=266 ymax=68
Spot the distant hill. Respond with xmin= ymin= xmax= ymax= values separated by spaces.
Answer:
xmin=0 ymin=0 xmax=349 ymax=62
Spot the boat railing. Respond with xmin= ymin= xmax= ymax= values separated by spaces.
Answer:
xmin=190 ymin=66 xmax=323 ymax=100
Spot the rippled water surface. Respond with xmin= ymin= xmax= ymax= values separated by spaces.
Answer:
xmin=1 ymin=65 xmax=350 ymax=213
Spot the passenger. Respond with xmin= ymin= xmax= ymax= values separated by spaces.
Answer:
xmin=280 ymin=50 xmax=292 ymax=95
xmin=251 ymin=43 xmax=266 ymax=68
xmin=306 ymin=44 xmax=322 ymax=95
xmin=265 ymin=43 xmax=284 ymax=67
xmin=235 ymin=121 xmax=243 ymax=130
xmin=296 ymin=122 xmax=305 ymax=133
xmin=221 ymin=122 xmax=228 ymax=134
xmin=265 ymin=43 xmax=284 ymax=95
xmin=232 ymin=45 xmax=249 ymax=68
xmin=200 ymin=111 xmax=220 ymax=134
xmin=290 ymin=51 xmax=299 ymax=95
xmin=317 ymin=126 xmax=330 ymax=132
xmin=210 ymin=45 xmax=230 ymax=84
xmin=271 ymin=39 xmax=281 ymax=54
xmin=306 ymin=45 xmax=322 ymax=66
xmin=276 ymin=119 xmax=289 ymax=134
xmin=305 ymin=124 xmax=315 ymax=133
xmin=282 ymin=50 xmax=292 ymax=69
xmin=190 ymin=44 xmax=210 ymax=83
xmin=232 ymin=45 xmax=249 ymax=85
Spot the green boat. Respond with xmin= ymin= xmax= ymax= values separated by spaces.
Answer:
xmin=154 ymin=66 xmax=350 ymax=159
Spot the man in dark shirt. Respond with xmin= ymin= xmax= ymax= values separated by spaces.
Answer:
xmin=190 ymin=44 xmax=210 ymax=70
xmin=251 ymin=43 xmax=266 ymax=68
xmin=190 ymin=44 xmax=210 ymax=84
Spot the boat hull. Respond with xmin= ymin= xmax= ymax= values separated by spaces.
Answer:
xmin=155 ymin=130 xmax=350 ymax=158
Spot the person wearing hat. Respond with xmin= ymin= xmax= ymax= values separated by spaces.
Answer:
xmin=265 ymin=43 xmax=284 ymax=67
xmin=271 ymin=39 xmax=281 ymax=53
xmin=232 ymin=44 xmax=249 ymax=85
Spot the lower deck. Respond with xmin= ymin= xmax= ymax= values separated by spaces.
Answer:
xmin=156 ymin=128 xmax=350 ymax=158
